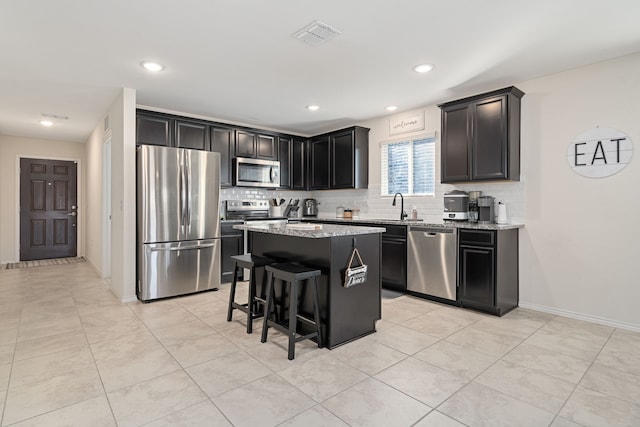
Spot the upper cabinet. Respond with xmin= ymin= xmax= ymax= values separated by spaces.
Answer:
xmin=235 ymin=130 xmax=277 ymax=160
xmin=136 ymin=113 xmax=173 ymax=147
xmin=291 ymin=138 xmax=307 ymax=191
xmin=440 ymin=86 xmax=524 ymax=183
xmin=175 ymin=119 xmax=209 ymax=150
xmin=136 ymin=110 xmax=368 ymax=191
xmin=210 ymin=125 xmax=235 ymax=188
xmin=136 ymin=112 xmax=209 ymax=150
xmin=309 ymin=126 xmax=369 ymax=190
xmin=309 ymin=136 xmax=330 ymax=190
xmin=331 ymin=126 xmax=369 ymax=189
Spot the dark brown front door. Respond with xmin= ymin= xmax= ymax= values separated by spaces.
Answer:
xmin=20 ymin=158 xmax=78 ymax=260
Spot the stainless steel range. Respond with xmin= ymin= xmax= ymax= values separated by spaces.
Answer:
xmin=224 ymin=200 xmax=288 ymax=273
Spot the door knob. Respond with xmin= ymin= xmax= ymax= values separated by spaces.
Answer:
xmin=68 ymin=212 xmax=77 ymax=216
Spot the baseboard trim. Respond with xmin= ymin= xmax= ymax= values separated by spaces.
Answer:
xmin=121 ymin=295 xmax=138 ymax=303
xmin=519 ymin=301 xmax=640 ymax=333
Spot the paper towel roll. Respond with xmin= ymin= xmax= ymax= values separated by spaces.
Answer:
xmin=497 ymin=203 xmax=508 ymax=224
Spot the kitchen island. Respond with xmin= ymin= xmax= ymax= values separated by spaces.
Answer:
xmin=234 ymin=223 xmax=385 ymax=348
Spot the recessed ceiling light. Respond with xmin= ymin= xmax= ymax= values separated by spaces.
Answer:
xmin=141 ymin=61 xmax=165 ymax=72
xmin=39 ymin=120 xmax=54 ymax=127
xmin=413 ymin=64 xmax=434 ymax=73
xmin=307 ymin=105 xmax=320 ymax=111
xmin=386 ymin=106 xmax=398 ymax=112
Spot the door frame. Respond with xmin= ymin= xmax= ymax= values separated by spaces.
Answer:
xmin=102 ymin=129 xmax=112 ymax=282
xmin=14 ymin=154 xmax=83 ymax=262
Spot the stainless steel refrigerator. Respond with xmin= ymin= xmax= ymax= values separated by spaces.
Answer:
xmin=137 ymin=145 xmax=221 ymax=302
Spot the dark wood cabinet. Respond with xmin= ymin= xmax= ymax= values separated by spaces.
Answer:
xmin=277 ymin=136 xmax=292 ymax=188
xmin=459 ymin=246 xmax=495 ymax=308
xmin=458 ymin=228 xmax=519 ymax=316
xmin=136 ymin=110 xmax=369 ymax=192
xmin=235 ymin=130 xmax=277 ymax=160
xmin=330 ymin=127 xmax=369 ymax=189
xmin=309 ymin=137 xmax=330 ymax=190
xmin=379 ymin=225 xmax=407 ymax=292
xmin=235 ymin=130 xmax=256 ymax=158
xmin=136 ymin=113 xmax=173 ymax=147
xmin=292 ymin=138 xmax=306 ymax=190
xmin=275 ymin=135 xmax=307 ymax=190
xmin=441 ymin=104 xmax=470 ymax=181
xmin=136 ymin=113 xmax=210 ymax=150
xmin=257 ymin=134 xmax=276 ymax=159
xmin=310 ymin=126 xmax=369 ymax=190
xmin=221 ymin=222 xmax=244 ymax=283
xmin=317 ymin=220 xmax=406 ymax=291
xmin=210 ymin=125 xmax=235 ymax=188
xmin=175 ymin=119 xmax=209 ymax=150
xmin=440 ymin=87 xmax=524 ymax=183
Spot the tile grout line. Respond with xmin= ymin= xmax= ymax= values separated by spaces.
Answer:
xmin=74 ymin=280 xmax=119 ymax=427
xmin=549 ymin=327 xmax=617 ymax=427
xmin=422 ymin=314 xmax=555 ymax=426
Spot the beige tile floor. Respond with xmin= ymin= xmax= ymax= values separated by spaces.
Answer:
xmin=1 ymin=262 xmax=639 ymax=426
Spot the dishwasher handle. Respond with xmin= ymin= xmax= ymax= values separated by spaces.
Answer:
xmin=409 ymin=227 xmax=455 ymax=235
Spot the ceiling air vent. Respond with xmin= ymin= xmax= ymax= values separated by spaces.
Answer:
xmin=294 ymin=20 xmax=341 ymax=46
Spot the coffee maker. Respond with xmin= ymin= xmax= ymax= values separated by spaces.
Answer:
xmin=468 ymin=191 xmax=481 ymax=223
xmin=478 ymin=196 xmax=495 ymax=224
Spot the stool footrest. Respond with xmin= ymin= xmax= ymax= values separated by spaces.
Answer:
xmin=264 ymin=320 xmax=318 ymax=342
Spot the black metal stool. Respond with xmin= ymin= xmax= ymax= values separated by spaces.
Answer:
xmin=226 ymin=254 xmax=274 ymax=334
xmin=260 ymin=263 xmax=322 ymax=360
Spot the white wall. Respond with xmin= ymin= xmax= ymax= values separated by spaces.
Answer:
xmin=87 ymin=89 xmax=136 ymax=301
xmin=517 ymin=54 xmax=639 ymax=329
xmin=84 ymin=121 xmax=105 ymax=274
xmin=0 ymin=135 xmax=85 ymax=264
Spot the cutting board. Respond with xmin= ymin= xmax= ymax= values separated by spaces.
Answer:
xmin=286 ymin=223 xmax=323 ymax=230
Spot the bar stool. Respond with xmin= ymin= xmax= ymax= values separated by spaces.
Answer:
xmin=260 ymin=263 xmax=322 ymax=360
xmin=226 ymin=254 xmax=274 ymax=334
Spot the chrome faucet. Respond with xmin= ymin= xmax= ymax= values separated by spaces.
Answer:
xmin=392 ymin=192 xmax=408 ymax=221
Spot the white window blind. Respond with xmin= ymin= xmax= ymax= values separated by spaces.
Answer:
xmin=380 ymin=133 xmax=436 ymax=196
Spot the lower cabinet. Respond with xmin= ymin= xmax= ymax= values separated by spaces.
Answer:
xmin=380 ymin=226 xmax=407 ymax=292
xmin=221 ymin=222 xmax=244 ymax=283
xmin=317 ymin=221 xmax=406 ymax=291
xmin=458 ymin=228 xmax=518 ymax=316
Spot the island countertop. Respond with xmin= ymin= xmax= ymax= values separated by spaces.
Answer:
xmin=233 ymin=222 xmax=386 ymax=238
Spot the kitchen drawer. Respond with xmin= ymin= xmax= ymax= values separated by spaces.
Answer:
xmin=459 ymin=229 xmax=495 ymax=247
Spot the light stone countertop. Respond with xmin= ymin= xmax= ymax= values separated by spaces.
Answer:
xmin=233 ymin=222 xmax=386 ymax=238
xmin=308 ymin=217 xmax=524 ymax=231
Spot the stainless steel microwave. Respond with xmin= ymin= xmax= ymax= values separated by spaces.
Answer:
xmin=234 ymin=157 xmax=280 ymax=188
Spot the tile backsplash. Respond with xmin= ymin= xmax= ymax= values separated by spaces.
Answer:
xmin=221 ymin=179 xmax=525 ymax=224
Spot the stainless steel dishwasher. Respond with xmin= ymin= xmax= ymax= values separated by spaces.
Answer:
xmin=407 ymin=226 xmax=457 ymax=302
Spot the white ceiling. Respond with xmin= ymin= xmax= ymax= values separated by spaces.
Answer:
xmin=2 ymin=0 xmax=640 ymax=143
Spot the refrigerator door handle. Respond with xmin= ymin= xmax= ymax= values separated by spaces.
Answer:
xmin=186 ymin=156 xmax=191 ymax=227
xmin=150 ymin=242 xmax=218 ymax=252
xmin=180 ymin=155 xmax=188 ymax=227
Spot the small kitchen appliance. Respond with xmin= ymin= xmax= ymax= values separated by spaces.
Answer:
xmin=233 ymin=157 xmax=280 ymax=188
xmin=478 ymin=196 xmax=495 ymax=223
xmin=443 ymin=190 xmax=469 ymax=221
xmin=468 ymin=191 xmax=482 ymax=223
xmin=303 ymin=198 xmax=318 ymax=217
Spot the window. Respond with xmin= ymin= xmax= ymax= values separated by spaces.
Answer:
xmin=380 ymin=134 xmax=436 ymax=196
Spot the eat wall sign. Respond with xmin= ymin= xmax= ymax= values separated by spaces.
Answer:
xmin=567 ymin=127 xmax=633 ymax=178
